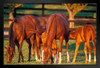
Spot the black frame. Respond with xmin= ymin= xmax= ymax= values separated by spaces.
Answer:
xmin=0 ymin=0 xmax=100 ymax=68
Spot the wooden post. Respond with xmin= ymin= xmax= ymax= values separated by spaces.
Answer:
xmin=14 ymin=8 xmax=16 ymax=18
xmin=42 ymin=4 xmax=44 ymax=16
xmin=9 ymin=7 xmax=13 ymax=27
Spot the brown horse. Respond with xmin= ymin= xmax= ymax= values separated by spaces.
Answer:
xmin=41 ymin=31 xmax=58 ymax=63
xmin=5 ymin=15 xmax=43 ymax=63
xmin=69 ymin=25 xmax=96 ymax=63
xmin=37 ymin=13 xmax=67 ymax=30
xmin=42 ymin=13 xmax=70 ymax=64
xmin=37 ymin=16 xmax=49 ymax=30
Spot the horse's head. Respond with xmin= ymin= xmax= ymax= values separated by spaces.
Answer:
xmin=5 ymin=47 xmax=15 ymax=63
xmin=42 ymin=45 xmax=52 ymax=64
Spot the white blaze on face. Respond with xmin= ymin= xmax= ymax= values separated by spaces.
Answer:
xmin=94 ymin=56 xmax=96 ymax=62
xmin=59 ymin=52 xmax=61 ymax=64
xmin=42 ymin=50 xmax=44 ymax=61
xmin=89 ymin=54 xmax=91 ymax=62
xmin=67 ymin=51 xmax=70 ymax=63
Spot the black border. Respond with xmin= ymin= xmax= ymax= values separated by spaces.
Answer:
xmin=1 ymin=0 xmax=100 ymax=68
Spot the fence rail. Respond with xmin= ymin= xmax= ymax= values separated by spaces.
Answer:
xmin=4 ymin=27 xmax=96 ymax=38
xmin=4 ymin=3 xmax=96 ymax=19
xmin=4 ymin=18 xmax=96 ymax=24
xmin=4 ymin=7 xmax=96 ymax=13
xmin=4 ymin=3 xmax=96 ymax=39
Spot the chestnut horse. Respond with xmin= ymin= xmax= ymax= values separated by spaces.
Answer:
xmin=37 ymin=16 xmax=49 ymax=30
xmin=42 ymin=13 xmax=70 ymax=64
xmin=41 ymin=31 xmax=58 ymax=63
xmin=5 ymin=15 xmax=42 ymax=63
xmin=69 ymin=25 xmax=96 ymax=63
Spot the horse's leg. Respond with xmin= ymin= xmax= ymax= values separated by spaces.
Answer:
xmin=53 ymin=39 xmax=58 ymax=63
xmin=30 ymin=35 xmax=36 ymax=60
xmin=72 ymin=42 xmax=80 ymax=63
xmin=54 ymin=52 xmax=58 ymax=63
xmin=65 ymin=37 xmax=70 ymax=63
xmin=84 ymin=42 xmax=88 ymax=63
xmin=35 ymin=33 xmax=41 ymax=61
xmin=92 ymin=41 xmax=96 ymax=63
xmin=58 ymin=36 xmax=63 ymax=64
xmin=16 ymin=41 xmax=24 ymax=62
xmin=66 ymin=42 xmax=70 ymax=63
xmin=51 ymin=55 xmax=54 ymax=64
xmin=26 ymin=39 xmax=32 ymax=61
xmin=87 ymin=41 xmax=91 ymax=63
xmin=18 ymin=36 xmax=24 ymax=63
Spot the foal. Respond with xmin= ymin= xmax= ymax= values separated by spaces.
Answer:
xmin=69 ymin=25 xmax=96 ymax=63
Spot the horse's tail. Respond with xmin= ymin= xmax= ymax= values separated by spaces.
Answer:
xmin=90 ymin=25 xmax=96 ymax=42
xmin=8 ymin=19 xmax=16 ymax=52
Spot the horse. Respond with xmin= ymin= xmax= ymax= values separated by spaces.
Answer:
xmin=69 ymin=25 xmax=96 ymax=63
xmin=37 ymin=13 xmax=67 ymax=30
xmin=41 ymin=13 xmax=70 ymax=64
xmin=5 ymin=15 xmax=43 ymax=63
xmin=37 ymin=16 xmax=49 ymax=30
xmin=41 ymin=31 xmax=58 ymax=63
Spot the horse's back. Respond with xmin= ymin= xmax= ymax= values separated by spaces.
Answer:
xmin=46 ymin=14 xmax=69 ymax=39
xmin=84 ymin=25 xmax=96 ymax=41
xmin=13 ymin=15 xmax=41 ymax=39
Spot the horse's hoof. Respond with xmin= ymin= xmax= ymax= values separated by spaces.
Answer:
xmin=22 ymin=60 xmax=24 ymax=62
xmin=58 ymin=62 xmax=61 ymax=64
xmin=36 ymin=59 xmax=41 ymax=62
xmin=18 ymin=61 xmax=20 ymax=63
xmin=94 ymin=61 xmax=96 ymax=63
xmin=28 ymin=59 xmax=30 ymax=62
xmin=67 ymin=60 xmax=71 ymax=63
xmin=88 ymin=61 xmax=91 ymax=63
xmin=85 ymin=61 xmax=87 ymax=64
xmin=54 ymin=62 xmax=57 ymax=64
xmin=71 ymin=61 xmax=75 ymax=64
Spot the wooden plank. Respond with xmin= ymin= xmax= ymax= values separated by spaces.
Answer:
xmin=4 ymin=7 xmax=96 ymax=13
xmin=4 ymin=18 xmax=96 ymax=24
xmin=68 ymin=19 xmax=96 ymax=24
xmin=4 ymin=13 xmax=95 ymax=19
xmin=4 ymin=35 xmax=9 ymax=38
xmin=4 ymin=18 xmax=12 ymax=21
xmin=88 ymin=3 xmax=97 ymax=6
xmin=4 ymin=28 xmax=96 ymax=39
xmin=4 ymin=27 xmax=9 ymax=30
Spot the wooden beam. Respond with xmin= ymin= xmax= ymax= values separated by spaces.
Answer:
xmin=42 ymin=4 xmax=44 ymax=16
xmin=4 ymin=7 xmax=96 ymax=13
xmin=68 ymin=19 xmax=96 ymax=24
xmin=4 ymin=18 xmax=96 ymax=24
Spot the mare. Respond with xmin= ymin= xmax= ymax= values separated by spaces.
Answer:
xmin=37 ymin=13 xmax=67 ymax=63
xmin=69 ymin=25 xmax=96 ymax=63
xmin=5 ymin=15 xmax=43 ymax=63
xmin=37 ymin=16 xmax=49 ymax=30
xmin=42 ymin=13 xmax=70 ymax=64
